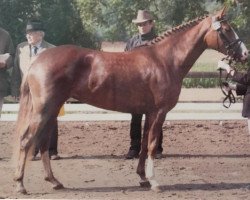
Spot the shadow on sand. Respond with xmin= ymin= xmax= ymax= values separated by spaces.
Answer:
xmin=60 ymin=182 xmax=250 ymax=193
xmin=60 ymin=153 xmax=250 ymax=160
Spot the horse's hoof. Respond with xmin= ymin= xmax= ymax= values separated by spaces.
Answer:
xmin=53 ymin=183 xmax=64 ymax=190
xmin=139 ymin=180 xmax=151 ymax=188
xmin=151 ymin=185 xmax=162 ymax=193
xmin=16 ymin=187 xmax=27 ymax=194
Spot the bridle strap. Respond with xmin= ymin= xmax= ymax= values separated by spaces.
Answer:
xmin=218 ymin=63 xmax=236 ymax=108
xmin=212 ymin=16 xmax=243 ymax=60
xmin=218 ymin=30 xmax=242 ymax=55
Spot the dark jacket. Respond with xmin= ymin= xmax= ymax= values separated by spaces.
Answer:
xmin=124 ymin=29 xmax=157 ymax=51
xmin=232 ymin=64 xmax=250 ymax=117
xmin=0 ymin=28 xmax=14 ymax=97
xmin=232 ymin=68 xmax=250 ymax=96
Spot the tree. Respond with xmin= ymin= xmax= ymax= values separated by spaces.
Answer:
xmin=75 ymin=0 xmax=207 ymax=42
xmin=0 ymin=0 xmax=97 ymax=48
xmin=0 ymin=0 xmax=248 ymax=49
xmin=216 ymin=0 xmax=250 ymax=47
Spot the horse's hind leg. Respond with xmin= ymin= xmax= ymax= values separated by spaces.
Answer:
xmin=15 ymin=151 xmax=28 ymax=194
xmin=39 ymin=118 xmax=63 ymax=190
xmin=14 ymin=112 xmax=63 ymax=193
xmin=14 ymin=122 xmax=37 ymax=194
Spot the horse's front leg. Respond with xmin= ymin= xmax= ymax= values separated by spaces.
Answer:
xmin=136 ymin=116 xmax=150 ymax=188
xmin=139 ymin=111 xmax=166 ymax=192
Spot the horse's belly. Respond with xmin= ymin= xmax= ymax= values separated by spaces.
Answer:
xmin=77 ymin=90 xmax=154 ymax=114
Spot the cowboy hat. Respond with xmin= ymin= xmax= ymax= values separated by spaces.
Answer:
xmin=132 ymin=10 xmax=153 ymax=24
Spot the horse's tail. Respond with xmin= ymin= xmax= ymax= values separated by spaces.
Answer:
xmin=16 ymin=74 xmax=33 ymax=131
xmin=12 ymin=74 xmax=34 ymax=164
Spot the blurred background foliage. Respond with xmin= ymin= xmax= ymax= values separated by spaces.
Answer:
xmin=0 ymin=0 xmax=249 ymax=50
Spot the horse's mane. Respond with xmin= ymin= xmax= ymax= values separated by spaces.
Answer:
xmin=146 ymin=14 xmax=209 ymax=46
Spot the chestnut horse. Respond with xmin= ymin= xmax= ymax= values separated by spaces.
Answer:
xmin=14 ymin=8 xmax=248 ymax=193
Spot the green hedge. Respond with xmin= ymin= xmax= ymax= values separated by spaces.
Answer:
xmin=182 ymin=78 xmax=220 ymax=88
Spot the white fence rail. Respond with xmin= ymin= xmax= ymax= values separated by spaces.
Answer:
xmin=0 ymin=103 xmax=243 ymax=121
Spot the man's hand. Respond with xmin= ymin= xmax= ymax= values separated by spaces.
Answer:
xmin=0 ymin=53 xmax=10 ymax=69
xmin=217 ymin=60 xmax=235 ymax=76
xmin=217 ymin=60 xmax=231 ymax=72
xmin=222 ymin=82 xmax=236 ymax=92
xmin=0 ymin=61 xmax=6 ymax=68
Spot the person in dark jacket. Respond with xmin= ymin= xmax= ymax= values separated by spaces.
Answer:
xmin=218 ymin=59 xmax=250 ymax=134
xmin=124 ymin=10 xmax=163 ymax=159
xmin=0 ymin=28 xmax=14 ymax=118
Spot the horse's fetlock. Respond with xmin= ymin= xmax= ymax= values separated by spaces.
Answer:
xmin=44 ymin=176 xmax=55 ymax=182
xmin=20 ymin=139 xmax=28 ymax=149
xmin=14 ymin=177 xmax=22 ymax=181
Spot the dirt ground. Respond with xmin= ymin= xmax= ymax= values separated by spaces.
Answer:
xmin=0 ymin=120 xmax=250 ymax=199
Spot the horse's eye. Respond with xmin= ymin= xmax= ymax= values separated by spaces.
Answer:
xmin=224 ymin=28 xmax=231 ymax=32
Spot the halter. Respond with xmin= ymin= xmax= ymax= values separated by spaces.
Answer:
xmin=212 ymin=16 xmax=243 ymax=61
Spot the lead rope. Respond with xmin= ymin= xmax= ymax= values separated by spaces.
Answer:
xmin=218 ymin=57 xmax=236 ymax=108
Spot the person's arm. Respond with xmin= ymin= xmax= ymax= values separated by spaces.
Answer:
xmin=5 ymin=33 xmax=14 ymax=69
xmin=124 ymin=40 xmax=131 ymax=52
xmin=124 ymin=36 xmax=137 ymax=52
xmin=0 ymin=32 xmax=14 ymax=69
xmin=217 ymin=60 xmax=235 ymax=76
xmin=231 ymin=70 xmax=250 ymax=86
xmin=235 ymin=83 xmax=247 ymax=96
xmin=217 ymin=60 xmax=250 ymax=84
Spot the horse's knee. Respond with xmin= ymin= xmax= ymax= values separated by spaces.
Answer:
xmin=19 ymin=128 xmax=35 ymax=149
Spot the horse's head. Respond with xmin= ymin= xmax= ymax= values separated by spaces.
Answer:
xmin=204 ymin=7 xmax=248 ymax=62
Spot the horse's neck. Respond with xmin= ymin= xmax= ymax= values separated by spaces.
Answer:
xmin=158 ymin=17 xmax=210 ymax=79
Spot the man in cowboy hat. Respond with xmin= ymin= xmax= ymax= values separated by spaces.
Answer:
xmin=11 ymin=19 xmax=60 ymax=160
xmin=124 ymin=10 xmax=163 ymax=159
xmin=11 ymin=19 xmax=54 ymax=90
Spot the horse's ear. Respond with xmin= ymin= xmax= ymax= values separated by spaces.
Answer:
xmin=214 ymin=6 xmax=227 ymax=20
xmin=217 ymin=6 xmax=227 ymax=19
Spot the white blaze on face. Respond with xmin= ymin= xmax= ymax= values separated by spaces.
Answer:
xmin=232 ymin=28 xmax=249 ymax=61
